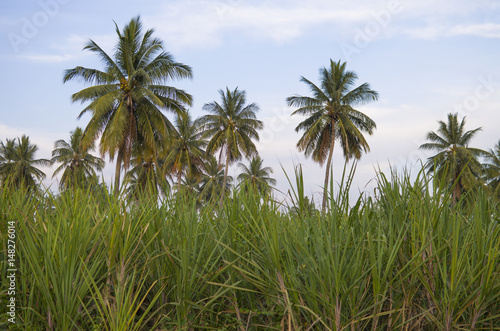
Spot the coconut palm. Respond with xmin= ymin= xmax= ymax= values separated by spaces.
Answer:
xmin=419 ymin=113 xmax=485 ymax=204
xmin=123 ymin=146 xmax=169 ymax=202
xmin=237 ymin=156 xmax=276 ymax=195
xmin=163 ymin=111 xmax=207 ymax=192
xmin=483 ymin=140 xmax=500 ymax=200
xmin=199 ymin=87 xmax=263 ymax=206
xmin=51 ymin=127 xmax=105 ymax=191
xmin=0 ymin=135 xmax=50 ymax=190
xmin=287 ymin=59 xmax=378 ymax=212
xmin=63 ymin=16 xmax=192 ymax=194
xmin=199 ymin=155 xmax=232 ymax=203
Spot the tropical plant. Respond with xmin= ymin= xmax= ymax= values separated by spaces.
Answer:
xmin=199 ymin=87 xmax=263 ymax=206
xmin=63 ymin=16 xmax=192 ymax=194
xmin=483 ymin=139 xmax=500 ymax=199
xmin=199 ymin=155 xmax=232 ymax=203
xmin=419 ymin=113 xmax=485 ymax=204
xmin=237 ymin=156 xmax=276 ymax=195
xmin=287 ymin=59 xmax=378 ymax=212
xmin=123 ymin=147 xmax=168 ymax=202
xmin=163 ymin=111 xmax=206 ymax=192
xmin=0 ymin=135 xmax=50 ymax=190
xmin=51 ymin=127 xmax=105 ymax=191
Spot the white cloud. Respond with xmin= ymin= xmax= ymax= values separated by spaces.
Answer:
xmin=447 ymin=23 xmax=500 ymax=38
xmin=144 ymin=1 xmax=390 ymax=50
xmin=14 ymin=33 xmax=116 ymax=63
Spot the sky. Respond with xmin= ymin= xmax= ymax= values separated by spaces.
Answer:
xmin=1 ymin=0 xmax=500 ymax=205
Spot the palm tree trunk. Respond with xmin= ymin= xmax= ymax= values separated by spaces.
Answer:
xmin=322 ymin=125 xmax=336 ymax=213
xmin=219 ymin=150 xmax=230 ymax=208
xmin=114 ymin=149 xmax=123 ymax=195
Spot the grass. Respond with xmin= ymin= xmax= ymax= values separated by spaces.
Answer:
xmin=1 ymin=165 xmax=499 ymax=330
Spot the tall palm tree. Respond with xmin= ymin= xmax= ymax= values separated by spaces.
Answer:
xmin=287 ymin=59 xmax=378 ymax=212
xmin=237 ymin=156 xmax=276 ymax=195
xmin=51 ymin=127 xmax=105 ymax=191
xmin=199 ymin=155 xmax=232 ymax=203
xmin=63 ymin=16 xmax=193 ymax=194
xmin=419 ymin=113 xmax=485 ymax=204
xmin=0 ymin=135 xmax=50 ymax=190
xmin=482 ymin=140 xmax=500 ymax=200
xmin=200 ymin=87 xmax=263 ymax=206
xmin=163 ymin=111 xmax=207 ymax=192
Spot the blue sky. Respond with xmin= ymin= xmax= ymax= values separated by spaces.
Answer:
xmin=1 ymin=0 xmax=500 ymax=203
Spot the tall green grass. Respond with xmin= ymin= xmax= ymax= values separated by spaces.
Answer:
xmin=1 ymin=165 xmax=499 ymax=330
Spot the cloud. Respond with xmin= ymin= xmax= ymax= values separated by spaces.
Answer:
xmin=447 ymin=23 xmax=500 ymax=38
xmin=14 ymin=33 xmax=116 ymax=63
xmin=405 ymin=23 xmax=500 ymax=40
xmin=144 ymin=1 xmax=391 ymax=50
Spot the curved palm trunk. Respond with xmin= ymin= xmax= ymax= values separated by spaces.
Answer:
xmin=322 ymin=124 xmax=336 ymax=213
xmin=114 ymin=149 xmax=123 ymax=195
xmin=219 ymin=150 xmax=230 ymax=208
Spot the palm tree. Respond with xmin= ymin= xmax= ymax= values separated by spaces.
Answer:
xmin=482 ymin=140 xmax=500 ymax=200
xmin=287 ymin=59 xmax=378 ymax=212
xmin=419 ymin=113 xmax=485 ymax=204
xmin=123 ymin=146 xmax=168 ymax=202
xmin=163 ymin=111 xmax=207 ymax=192
xmin=0 ymin=135 xmax=50 ymax=190
xmin=199 ymin=155 xmax=232 ymax=203
xmin=237 ymin=156 xmax=276 ymax=195
xmin=51 ymin=127 xmax=105 ymax=191
xmin=63 ymin=16 xmax=193 ymax=194
xmin=200 ymin=87 xmax=263 ymax=206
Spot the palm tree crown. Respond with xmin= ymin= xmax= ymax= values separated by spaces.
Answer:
xmin=200 ymin=87 xmax=263 ymax=206
xmin=482 ymin=140 xmax=500 ymax=199
xmin=237 ymin=156 xmax=276 ymax=195
xmin=419 ymin=113 xmax=485 ymax=203
xmin=287 ymin=59 xmax=378 ymax=211
xmin=198 ymin=155 xmax=232 ymax=203
xmin=63 ymin=16 xmax=193 ymax=193
xmin=0 ymin=135 xmax=50 ymax=190
xmin=163 ymin=111 xmax=207 ymax=192
xmin=51 ymin=127 xmax=105 ymax=191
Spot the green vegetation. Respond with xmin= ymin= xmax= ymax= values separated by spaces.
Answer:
xmin=63 ymin=16 xmax=193 ymax=194
xmin=1 ymin=167 xmax=499 ymax=330
xmin=51 ymin=127 xmax=105 ymax=191
xmin=1 ymin=16 xmax=500 ymax=331
xmin=287 ymin=59 xmax=378 ymax=212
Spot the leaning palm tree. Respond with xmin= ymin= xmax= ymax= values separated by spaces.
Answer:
xmin=0 ymin=135 xmax=50 ymax=190
xmin=199 ymin=87 xmax=263 ymax=206
xmin=199 ymin=155 xmax=232 ymax=203
xmin=482 ymin=140 xmax=500 ymax=200
xmin=419 ymin=113 xmax=485 ymax=204
xmin=237 ymin=156 xmax=276 ymax=196
xmin=287 ymin=59 xmax=378 ymax=212
xmin=163 ymin=111 xmax=207 ymax=192
xmin=63 ymin=16 xmax=192 ymax=194
xmin=51 ymin=127 xmax=105 ymax=191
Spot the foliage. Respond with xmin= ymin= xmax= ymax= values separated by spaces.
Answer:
xmin=51 ymin=127 xmax=105 ymax=191
xmin=483 ymin=139 xmax=500 ymax=200
xmin=2 ymin=165 xmax=499 ymax=330
xmin=63 ymin=16 xmax=192 ymax=193
xmin=237 ymin=156 xmax=276 ymax=195
xmin=0 ymin=135 xmax=50 ymax=190
xmin=420 ymin=113 xmax=486 ymax=204
xmin=199 ymin=87 xmax=263 ymax=206
xmin=287 ymin=59 xmax=378 ymax=212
